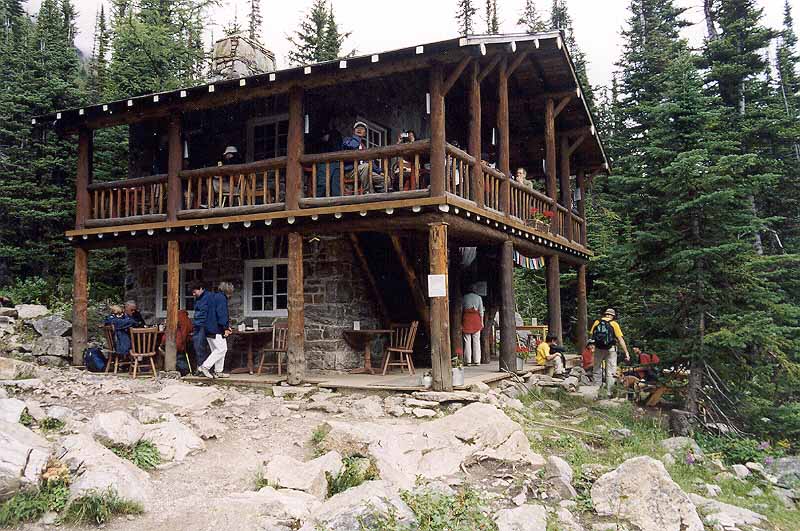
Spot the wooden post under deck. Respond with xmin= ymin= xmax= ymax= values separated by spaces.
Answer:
xmin=560 ymin=135 xmax=573 ymax=240
xmin=167 ymin=117 xmax=182 ymax=221
xmin=576 ymin=264 xmax=588 ymax=353
xmin=468 ymin=62 xmax=484 ymax=207
xmin=499 ymin=240 xmax=516 ymax=371
xmin=497 ymin=58 xmax=510 ymax=214
xmin=545 ymin=98 xmax=558 ymax=226
xmin=164 ymin=240 xmax=179 ymax=371
xmin=577 ymin=169 xmax=587 ymax=245
xmin=429 ymin=65 xmax=446 ymax=197
xmin=429 ymin=222 xmax=452 ymax=391
xmin=287 ymin=232 xmax=305 ymax=385
xmin=71 ymin=247 xmax=88 ymax=365
xmin=546 ymin=255 xmax=563 ymax=343
xmin=75 ymin=128 xmax=92 ymax=229
xmin=449 ymin=246 xmax=463 ymax=359
xmin=286 ymin=86 xmax=304 ymax=210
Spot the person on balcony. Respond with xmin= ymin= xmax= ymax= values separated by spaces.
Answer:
xmin=462 ymin=284 xmax=484 ymax=366
xmin=342 ymin=121 xmax=384 ymax=193
xmin=515 ymin=167 xmax=534 ymax=189
xmin=220 ymin=145 xmax=241 ymax=166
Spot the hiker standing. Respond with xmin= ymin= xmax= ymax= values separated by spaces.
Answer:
xmin=461 ymin=284 xmax=484 ymax=366
xmin=589 ymin=308 xmax=630 ymax=392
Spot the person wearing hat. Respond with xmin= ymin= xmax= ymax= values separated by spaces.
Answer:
xmin=589 ymin=308 xmax=630 ymax=392
xmin=341 ymin=121 xmax=384 ymax=193
xmin=221 ymin=145 xmax=240 ymax=165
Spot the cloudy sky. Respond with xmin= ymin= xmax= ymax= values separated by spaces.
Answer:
xmin=35 ymin=0 xmax=800 ymax=87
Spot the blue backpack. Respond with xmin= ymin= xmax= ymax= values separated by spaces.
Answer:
xmin=84 ymin=348 xmax=107 ymax=372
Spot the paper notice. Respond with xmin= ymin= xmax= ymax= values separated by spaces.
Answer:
xmin=428 ymin=274 xmax=447 ymax=297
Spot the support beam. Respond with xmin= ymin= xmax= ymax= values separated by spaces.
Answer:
xmin=576 ymin=264 xmax=588 ymax=353
xmin=75 ymin=128 xmax=92 ymax=229
xmin=350 ymin=234 xmax=391 ymax=327
xmin=560 ymin=135 xmax=573 ymax=240
xmin=477 ymin=54 xmax=503 ymax=83
xmin=165 ymin=240 xmax=179 ymax=371
xmin=506 ymin=50 xmax=530 ymax=77
xmin=553 ymin=95 xmax=573 ymax=118
xmin=287 ymin=232 xmax=305 ymax=384
xmin=546 ymin=255 xmax=563 ymax=343
xmin=429 ymin=65 xmax=446 ymax=197
xmin=577 ymin=169 xmax=587 ymax=245
xmin=545 ymin=99 xmax=558 ymax=203
xmin=468 ymin=62 xmax=484 ymax=207
xmin=428 ymin=222 xmax=452 ymax=391
xmin=71 ymin=247 xmax=88 ymax=365
xmin=497 ymin=58 xmax=510 ymax=214
xmin=499 ymin=240 xmax=516 ymax=372
xmin=442 ymin=56 xmax=472 ymax=95
xmin=390 ymin=236 xmax=431 ymax=334
xmin=286 ymin=86 xmax=304 ymax=210
xmin=167 ymin=117 xmax=182 ymax=221
xmin=449 ymin=246 xmax=463 ymax=359
xmin=567 ymin=134 xmax=587 ymax=157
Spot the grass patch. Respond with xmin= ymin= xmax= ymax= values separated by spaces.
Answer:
xmin=253 ymin=468 xmax=276 ymax=491
xmin=0 ymin=479 xmax=69 ymax=527
xmin=39 ymin=417 xmax=65 ymax=432
xmin=61 ymin=488 xmax=143 ymax=526
xmin=19 ymin=408 xmax=34 ymax=427
xmin=326 ymin=456 xmax=379 ymax=497
xmin=311 ymin=424 xmax=330 ymax=446
xmin=109 ymin=440 xmax=161 ymax=470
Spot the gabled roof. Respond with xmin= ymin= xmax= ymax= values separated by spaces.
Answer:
xmin=33 ymin=32 xmax=608 ymax=170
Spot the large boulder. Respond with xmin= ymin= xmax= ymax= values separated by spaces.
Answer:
xmin=688 ymin=494 xmax=767 ymax=529
xmin=545 ymin=455 xmax=577 ymax=500
xmin=15 ymin=304 xmax=49 ymax=320
xmin=0 ymin=420 xmax=50 ymax=500
xmin=412 ymin=390 xmax=482 ymax=403
xmin=660 ymin=437 xmax=704 ymax=461
xmin=204 ymin=487 xmax=321 ymax=530
xmin=57 ymin=434 xmax=151 ymax=504
xmin=591 ymin=456 xmax=703 ymax=531
xmin=142 ymin=382 xmax=225 ymax=410
xmin=142 ymin=419 xmax=204 ymax=462
xmin=0 ymin=398 xmax=26 ymax=423
xmin=495 ymin=504 xmax=547 ymax=531
xmin=0 ymin=357 xmax=37 ymax=380
xmin=31 ymin=336 xmax=70 ymax=359
xmin=31 ymin=315 xmax=71 ymax=337
xmin=91 ymin=411 xmax=145 ymax=447
xmin=0 ymin=308 xmax=18 ymax=318
xmin=298 ymin=480 xmax=416 ymax=531
xmin=263 ymin=451 xmax=343 ymax=499
xmin=350 ymin=396 xmax=385 ymax=419
xmin=765 ymin=456 xmax=800 ymax=489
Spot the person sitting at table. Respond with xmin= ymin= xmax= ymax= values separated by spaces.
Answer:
xmin=342 ymin=121 xmax=384 ymax=193
xmin=198 ymin=282 xmax=233 ymax=379
xmin=536 ymin=334 xmax=565 ymax=377
xmin=124 ymin=300 xmax=146 ymax=328
xmin=104 ymin=304 xmax=137 ymax=357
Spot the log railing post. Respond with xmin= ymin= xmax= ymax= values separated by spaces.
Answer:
xmin=287 ymin=232 xmax=305 ymax=384
xmin=560 ymin=135 xmax=573 ymax=240
xmin=576 ymin=263 xmax=588 ymax=353
xmin=286 ymin=86 xmax=304 ymax=210
xmin=430 ymin=65 xmax=446 ymax=197
xmin=499 ymin=240 xmax=517 ymax=372
xmin=76 ymin=128 xmax=92 ymax=229
xmin=577 ymin=168 xmax=587 ymax=246
xmin=71 ymin=246 xmax=89 ymax=365
xmin=546 ymin=255 xmax=563 ymax=343
xmin=165 ymin=240 xmax=179 ymax=371
xmin=429 ymin=222 xmax=452 ymax=391
xmin=497 ymin=58 xmax=510 ymax=214
xmin=167 ymin=117 xmax=182 ymax=220
xmin=468 ymin=62 xmax=484 ymax=207
xmin=545 ymin=98 xmax=558 ymax=229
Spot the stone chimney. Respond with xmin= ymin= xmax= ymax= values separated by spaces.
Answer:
xmin=211 ymin=34 xmax=276 ymax=80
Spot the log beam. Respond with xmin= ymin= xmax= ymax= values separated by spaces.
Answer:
xmin=546 ymin=255 xmax=563 ymax=343
xmin=442 ymin=56 xmax=472 ymax=95
xmin=576 ymin=264 xmax=588 ymax=354
xmin=287 ymin=232 xmax=305 ymax=384
xmin=428 ymin=222 xmax=452 ymax=391
xmin=577 ymin=169 xmax=587 ymax=245
xmin=506 ymin=50 xmax=530 ymax=77
xmin=497 ymin=58 xmax=510 ymax=214
xmin=71 ymin=247 xmax=89 ymax=365
xmin=560 ymin=135 xmax=573 ymax=240
xmin=477 ymin=54 xmax=503 ymax=83
xmin=167 ymin=117 xmax=182 ymax=221
xmin=76 ymin=128 xmax=92 ymax=229
xmin=285 ymin=86 xmax=304 ymax=210
xmin=349 ymin=234 xmax=391 ymax=327
xmin=545 ymin=99 xmax=558 ymax=202
xmin=553 ymin=95 xmax=574 ymax=118
xmin=430 ymin=65 xmax=446 ymax=197
xmin=567 ymin=134 xmax=587 ymax=157
xmin=468 ymin=62 xmax=484 ymax=207
xmin=390 ymin=236 xmax=431 ymax=334
xmin=449 ymin=246 xmax=463 ymax=359
xmin=499 ymin=240 xmax=517 ymax=372
xmin=165 ymin=240 xmax=179 ymax=371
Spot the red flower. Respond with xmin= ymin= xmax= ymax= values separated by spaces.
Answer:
xmin=543 ymin=210 xmax=555 ymax=219
xmin=515 ymin=346 xmax=529 ymax=353
xmin=530 ymin=207 xmax=539 ymax=214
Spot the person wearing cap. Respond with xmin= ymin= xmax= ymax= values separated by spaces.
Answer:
xmin=341 ymin=121 xmax=384 ymax=193
xmin=589 ymin=308 xmax=630 ymax=391
xmin=221 ymin=145 xmax=240 ymax=165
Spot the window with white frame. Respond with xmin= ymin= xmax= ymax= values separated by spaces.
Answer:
xmin=244 ymin=259 xmax=289 ymax=317
xmin=155 ymin=263 xmax=202 ymax=318
xmin=247 ymin=114 xmax=289 ymax=162
xmin=356 ymin=117 xmax=388 ymax=148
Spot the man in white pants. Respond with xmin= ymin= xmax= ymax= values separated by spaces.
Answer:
xmin=199 ymin=282 xmax=234 ymax=379
xmin=461 ymin=285 xmax=485 ymax=366
xmin=589 ymin=308 xmax=630 ymax=392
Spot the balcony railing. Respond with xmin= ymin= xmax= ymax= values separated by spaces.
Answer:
xmin=86 ymin=174 xmax=167 ymax=227
xmin=445 ymin=144 xmax=473 ymax=201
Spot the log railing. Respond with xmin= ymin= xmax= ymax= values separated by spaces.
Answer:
xmin=481 ymin=163 xmax=505 ymax=212
xmin=445 ymin=144 xmax=473 ymax=201
xmin=508 ymin=181 xmax=553 ymax=223
xmin=88 ymin=174 xmax=167 ymax=222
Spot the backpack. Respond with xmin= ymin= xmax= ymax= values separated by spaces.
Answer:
xmin=592 ymin=320 xmax=616 ymax=349
xmin=83 ymin=347 xmax=107 ymax=372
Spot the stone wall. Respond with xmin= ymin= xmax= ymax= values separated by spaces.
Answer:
xmin=211 ymin=34 xmax=276 ymax=80
xmin=125 ymin=235 xmax=380 ymax=371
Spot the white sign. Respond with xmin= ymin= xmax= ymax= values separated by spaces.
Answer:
xmin=428 ymin=274 xmax=447 ymax=297
xmin=353 ymin=321 xmax=361 ymax=331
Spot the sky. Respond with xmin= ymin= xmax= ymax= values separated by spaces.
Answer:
xmin=32 ymin=0 xmax=800 ymax=88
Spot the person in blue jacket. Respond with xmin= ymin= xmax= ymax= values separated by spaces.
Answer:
xmin=342 ymin=121 xmax=384 ymax=193
xmin=103 ymin=304 xmax=137 ymax=356
xmin=190 ymin=281 xmax=215 ymax=372
xmin=198 ymin=282 xmax=234 ymax=379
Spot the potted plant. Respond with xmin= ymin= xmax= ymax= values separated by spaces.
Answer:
xmin=515 ymin=345 xmax=531 ymax=372
xmin=452 ymin=350 xmax=465 ymax=387
xmin=528 ymin=208 xmax=555 ymax=233
xmin=421 ymin=371 xmax=433 ymax=389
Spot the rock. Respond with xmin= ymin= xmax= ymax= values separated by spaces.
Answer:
xmin=264 ymin=451 xmax=343 ymax=498
xmin=142 ymin=382 xmax=225 ymax=410
xmin=35 ymin=355 xmax=68 ymax=367
xmin=556 ymin=508 xmax=585 ymax=531
xmin=91 ymin=411 xmax=145 ymax=447
xmin=0 ymin=308 xmax=18 ymax=318
xmin=504 ymin=398 xmax=525 ymax=411
xmin=142 ymin=419 xmax=204 ymax=462
xmin=46 ymin=405 xmax=77 ymax=422
xmin=350 ymin=396 xmax=385 ymax=418
xmin=307 ymin=401 xmax=342 ymax=414
xmin=0 ymin=420 xmax=50 ymax=500
xmin=546 ymin=455 xmax=574 ymax=483
xmin=591 ymin=456 xmax=703 ymax=531
xmin=660 ymin=453 xmax=676 ymax=467
xmin=688 ymin=494 xmax=767 ymax=529
xmin=731 ymin=464 xmax=751 ymax=479
xmin=23 ymin=400 xmax=46 ymax=422
xmin=660 ymin=437 xmax=704 ymax=460
xmin=0 ymin=378 xmax=41 ymax=390
xmin=572 ymin=386 xmax=599 ymax=401
xmin=765 ymin=456 xmax=800 ymax=488
xmin=405 ymin=398 xmax=440 ymax=408
xmin=412 ymin=408 xmax=437 ymax=418
xmin=592 ymin=525 xmax=629 ymax=531
xmin=714 ymin=472 xmax=735 ymax=482
xmin=0 ymin=357 xmax=37 ymax=380
xmin=609 ymin=427 xmax=632 ymax=439
xmin=704 ymin=483 xmax=722 ymax=497
xmin=560 ymin=376 xmax=580 ymax=392
xmin=271 ymin=386 xmax=315 ymax=399
xmin=134 ymin=405 xmax=163 ymax=424
xmin=57 ymin=434 xmax=151 ymax=504
xmin=708 ymin=458 xmax=726 ymax=472
xmin=469 ymin=382 xmax=490 ymax=393
xmin=189 ymin=416 xmax=225 ymax=439
xmin=745 ymin=461 xmax=764 ymax=475
xmin=208 ymin=487 xmax=320 ymax=529
xmin=298 ymin=480 xmax=415 ymax=531
xmin=411 ymin=390 xmax=482 ymax=403
xmin=747 ymin=486 xmax=764 ymax=497
xmin=31 ymin=336 xmax=70 ymax=359
xmin=0 ymin=398 xmax=26 ymax=423
xmin=495 ymin=504 xmax=547 ymax=531
xmin=31 ymin=315 xmax=71 ymax=337
xmin=15 ymin=304 xmax=49 ymax=320
xmin=772 ymin=486 xmax=798 ymax=509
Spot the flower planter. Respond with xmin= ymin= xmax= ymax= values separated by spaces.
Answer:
xmin=452 ymin=367 xmax=465 ymax=387
xmin=516 ymin=356 xmax=525 ymax=372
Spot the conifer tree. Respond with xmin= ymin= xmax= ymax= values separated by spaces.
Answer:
xmin=518 ymin=0 xmax=545 ymax=34
xmin=248 ymin=0 xmax=262 ymax=41
xmin=288 ymin=0 xmax=349 ymax=65
xmin=455 ymin=0 xmax=477 ymax=36
xmin=485 ymin=0 xmax=499 ymax=34
xmin=323 ymin=4 xmax=351 ymax=60
xmin=549 ymin=0 xmax=593 ymax=108
xmin=87 ymin=5 xmax=110 ymax=103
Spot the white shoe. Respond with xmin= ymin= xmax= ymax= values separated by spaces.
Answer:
xmin=216 ymin=372 xmax=230 ymax=379
xmin=199 ymin=366 xmax=214 ymax=379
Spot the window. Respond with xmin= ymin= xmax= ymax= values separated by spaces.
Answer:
xmin=247 ymin=114 xmax=289 ymax=161
xmin=356 ymin=117 xmax=388 ymax=148
xmin=244 ymin=259 xmax=289 ymax=317
xmin=155 ymin=263 xmax=202 ymax=318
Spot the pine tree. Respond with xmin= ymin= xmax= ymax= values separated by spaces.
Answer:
xmin=288 ymin=0 xmax=349 ymax=65
xmin=485 ymin=0 xmax=499 ymax=34
xmin=549 ymin=0 xmax=594 ymax=108
xmin=518 ymin=0 xmax=546 ymax=34
xmin=248 ymin=0 xmax=262 ymax=41
xmin=87 ymin=5 xmax=110 ymax=103
xmin=323 ymin=3 xmax=351 ymax=60
xmin=455 ymin=0 xmax=477 ymax=36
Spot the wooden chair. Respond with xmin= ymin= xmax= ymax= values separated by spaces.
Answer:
xmin=257 ymin=322 xmax=288 ymax=375
xmin=129 ymin=327 xmax=159 ymax=379
xmin=102 ymin=324 xmax=130 ymax=374
xmin=381 ymin=321 xmax=418 ymax=375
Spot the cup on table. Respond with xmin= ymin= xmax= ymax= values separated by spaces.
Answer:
xmin=253 ymin=319 xmax=259 ymax=331
xmin=238 ymin=323 xmax=246 ymax=332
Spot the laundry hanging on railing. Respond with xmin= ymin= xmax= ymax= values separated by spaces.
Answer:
xmin=513 ymin=251 xmax=544 ymax=270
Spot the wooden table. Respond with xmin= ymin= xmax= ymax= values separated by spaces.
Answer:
xmin=342 ymin=329 xmax=392 ymax=375
xmin=229 ymin=328 xmax=273 ymax=375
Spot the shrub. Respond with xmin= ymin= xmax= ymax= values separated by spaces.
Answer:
xmin=0 ymin=479 xmax=69 ymax=527
xmin=0 ymin=277 xmax=51 ymax=305
xmin=39 ymin=417 xmax=65 ymax=432
xmin=311 ymin=424 xmax=330 ymax=446
xmin=61 ymin=489 xmax=142 ymax=526
xmin=109 ymin=440 xmax=161 ymax=470
xmin=19 ymin=409 xmax=34 ymax=427
xmin=326 ymin=456 xmax=379 ymax=497
xmin=400 ymin=486 xmax=497 ymax=531
xmin=695 ymin=433 xmax=784 ymax=465
xmin=253 ymin=468 xmax=275 ymax=491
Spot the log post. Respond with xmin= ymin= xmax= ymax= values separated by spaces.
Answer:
xmin=576 ymin=263 xmax=588 ymax=354
xmin=577 ymin=168 xmax=587 ymax=245
xmin=545 ymin=98 xmax=558 ymax=226
xmin=499 ymin=240 xmax=516 ymax=372
xmin=286 ymin=86 xmax=304 ymax=210
xmin=75 ymin=128 xmax=92 ymax=229
xmin=449 ymin=246 xmax=463 ymax=359
xmin=546 ymin=255 xmax=563 ymax=343
xmin=468 ymin=62 xmax=484 ymax=207
xmin=560 ymin=135 xmax=573 ymax=240
xmin=287 ymin=232 xmax=305 ymax=384
xmin=71 ymin=246 xmax=89 ymax=365
xmin=164 ymin=240 xmax=179 ymax=371
xmin=167 ymin=117 xmax=182 ymax=221
xmin=429 ymin=65 xmax=446 ymax=197
xmin=428 ymin=222 xmax=452 ymax=391
xmin=497 ymin=58 xmax=510 ymax=214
